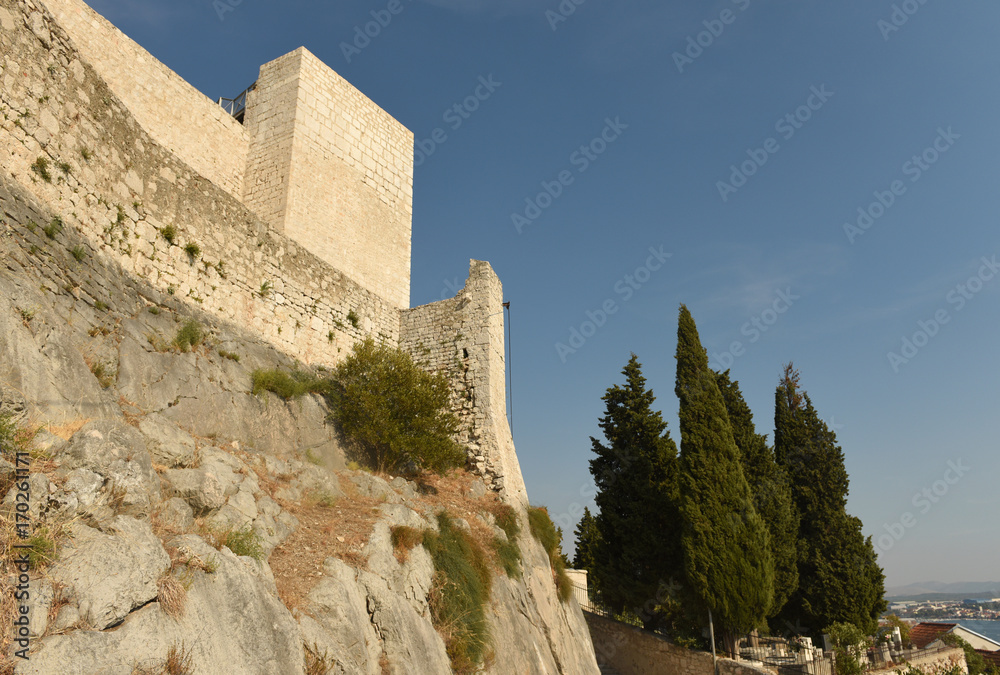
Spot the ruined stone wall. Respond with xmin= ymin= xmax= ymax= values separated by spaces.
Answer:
xmin=0 ymin=0 xmax=398 ymax=366
xmin=243 ymin=48 xmax=414 ymax=309
xmin=38 ymin=0 xmax=250 ymax=201
xmin=399 ymin=261 xmax=527 ymax=506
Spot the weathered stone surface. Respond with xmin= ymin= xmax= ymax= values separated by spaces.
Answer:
xmin=155 ymin=496 xmax=194 ymax=533
xmin=300 ymin=557 xmax=383 ymax=675
xmin=350 ymin=472 xmax=402 ymax=503
xmin=19 ymin=535 xmax=304 ymax=675
xmin=58 ymin=421 xmax=160 ymax=516
xmin=163 ymin=460 xmax=238 ymax=513
xmin=49 ymin=516 xmax=170 ymax=630
xmin=138 ymin=413 xmax=197 ymax=467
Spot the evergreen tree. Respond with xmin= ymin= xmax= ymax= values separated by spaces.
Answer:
xmin=589 ymin=354 xmax=682 ymax=630
xmin=773 ymin=364 xmax=887 ymax=637
xmin=715 ymin=370 xmax=799 ymax=623
xmin=675 ymin=305 xmax=774 ymax=653
xmin=572 ymin=507 xmax=601 ymax=574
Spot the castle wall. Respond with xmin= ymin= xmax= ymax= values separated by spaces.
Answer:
xmin=400 ymin=261 xmax=528 ymax=506
xmin=0 ymin=0 xmax=398 ymax=366
xmin=38 ymin=0 xmax=250 ymax=202
xmin=2 ymin=0 xmax=521 ymax=504
xmin=243 ymin=48 xmax=414 ymax=309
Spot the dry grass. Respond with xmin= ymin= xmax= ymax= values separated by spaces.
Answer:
xmin=270 ymin=480 xmax=383 ymax=611
xmin=45 ymin=417 xmax=90 ymax=440
xmin=390 ymin=525 xmax=424 ymax=563
xmin=157 ymin=574 xmax=187 ymax=619
xmin=163 ymin=643 xmax=193 ymax=675
xmin=304 ymin=643 xmax=335 ymax=675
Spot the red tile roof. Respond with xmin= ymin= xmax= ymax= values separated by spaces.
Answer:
xmin=978 ymin=650 xmax=1000 ymax=669
xmin=910 ymin=623 xmax=956 ymax=649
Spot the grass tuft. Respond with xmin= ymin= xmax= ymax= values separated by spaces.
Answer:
xmin=31 ymin=156 xmax=52 ymax=182
xmin=172 ymin=320 xmax=203 ymax=352
xmin=157 ymin=574 xmax=187 ymax=619
xmin=250 ymin=368 xmax=329 ymax=400
xmin=70 ymin=244 xmax=86 ymax=262
xmin=43 ymin=216 xmax=63 ymax=239
xmin=527 ymin=506 xmax=572 ymax=602
xmin=390 ymin=525 xmax=424 ymax=563
xmin=183 ymin=242 xmax=200 ymax=259
xmin=160 ymin=225 xmax=176 ymax=245
xmin=423 ymin=512 xmax=492 ymax=672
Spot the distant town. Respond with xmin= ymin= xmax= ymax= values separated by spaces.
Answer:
xmin=890 ymin=599 xmax=1000 ymax=620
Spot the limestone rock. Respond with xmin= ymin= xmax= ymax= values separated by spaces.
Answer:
xmin=19 ymin=535 xmax=304 ymax=675
xmin=49 ymin=516 xmax=170 ymax=630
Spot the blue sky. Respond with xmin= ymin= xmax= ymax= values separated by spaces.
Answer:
xmin=88 ymin=0 xmax=1000 ymax=589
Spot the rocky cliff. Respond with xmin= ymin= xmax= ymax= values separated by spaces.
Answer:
xmin=0 ymin=0 xmax=601 ymax=672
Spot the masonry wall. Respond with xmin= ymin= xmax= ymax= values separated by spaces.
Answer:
xmin=243 ymin=48 xmax=414 ymax=309
xmin=585 ymin=613 xmax=781 ymax=675
xmin=868 ymin=648 xmax=967 ymax=675
xmin=399 ymin=261 xmax=528 ymax=506
xmin=0 ymin=0 xmax=397 ymax=366
xmin=38 ymin=0 xmax=250 ymax=201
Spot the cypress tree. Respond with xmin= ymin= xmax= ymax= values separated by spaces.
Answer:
xmin=715 ymin=370 xmax=799 ymax=623
xmin=589 ymin=354 xmax=682 ymax=630
xmin=773 ymin=364 xmax=887 ymax=637
xmin=675 ymin=305 xmax=774 ymax=653
xmin=572 ymin=507 xmax=601 ymax=575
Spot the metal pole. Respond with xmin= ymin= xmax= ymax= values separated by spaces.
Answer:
xmin=709 ymin=608 xmax=718 ymax=675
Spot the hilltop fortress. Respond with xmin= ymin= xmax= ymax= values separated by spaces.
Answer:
xmin=1 ymin=0 xmax=525 ymax=504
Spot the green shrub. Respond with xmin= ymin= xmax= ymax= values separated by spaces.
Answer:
xmin=80 ymin=147 xmax=92 ymax=161
xmin=346 ymin=310 xmax=359 ymax=328
xmin=172 ymin=320 xmax=203 ymax=352
xmin=43 ymin=216 xmax=63 ymax=239
xmin=161 ymin=224 xmax=177 ymax=245
xmin=31 ymin=156 xmax=52 ymax=182
xmin=218 ymin=349 xmax=240 ymax=362
xmin=423 ymin=512 xmax=492 ymax=672
xmin=250 ymin=369 xmax=329 ymax=400
xmin=527 ymin=506 xmax=573 ymax=602
xmin=941 ymin=634 xmax=989 ymax=675
xmin=827 ymin=622 xmax=869 ymax=675
xmin=328 ymin=338 xmax=465 ymax=473
xmin=25 ymin=527 xmax=57 ymax=569
xmin=216 ymin=525 xmax=264 ymax=562
xmin=70 ymin=245 xmax=86 ymax=261
xmin=183 ymin=242 xmax=201 ymax=259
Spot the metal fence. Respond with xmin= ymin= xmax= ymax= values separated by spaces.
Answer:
xmin=217 ymin=82 xmax=256 ymax=124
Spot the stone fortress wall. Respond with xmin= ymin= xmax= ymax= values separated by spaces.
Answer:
xmin=0 ymin=0 xmax=523 ymax=503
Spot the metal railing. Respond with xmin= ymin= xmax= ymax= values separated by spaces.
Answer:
xmin=217 ymin=82 xmax=256 ymax=124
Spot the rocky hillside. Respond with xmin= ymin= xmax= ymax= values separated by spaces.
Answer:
xmin=0 ymin=170 xmax=600 ymax=672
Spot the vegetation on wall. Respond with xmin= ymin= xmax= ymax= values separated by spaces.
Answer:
xmin=422 ymin=512 xmax=493 ymax=673
xmin=527 ymin=506 xmax=572 ymax=603
xmin=327 ymin=338 xmax=465 ymax=474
